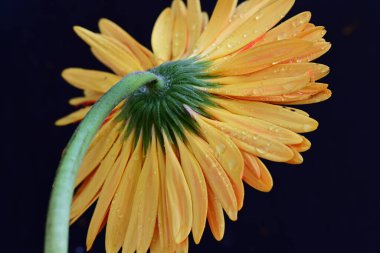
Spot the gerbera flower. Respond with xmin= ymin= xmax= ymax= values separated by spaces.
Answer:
xmin=50 ymin=0 xmax=331 ymax=252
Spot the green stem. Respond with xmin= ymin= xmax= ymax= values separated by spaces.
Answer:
xmin=44 ymin=71 xmax=160 ymax=253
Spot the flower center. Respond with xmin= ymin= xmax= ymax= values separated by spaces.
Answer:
xmin=118 ymin=58 xmax=217 ymax=151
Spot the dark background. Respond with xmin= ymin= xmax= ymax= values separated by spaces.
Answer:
xmin=1 ymin=0 xmax=379 ymax=252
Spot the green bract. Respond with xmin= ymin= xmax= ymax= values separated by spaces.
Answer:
xmin=118 ymin=58 xmax=218 ymax=151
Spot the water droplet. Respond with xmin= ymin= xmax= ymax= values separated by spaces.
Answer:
xmin=243 ymin=34 xmax=248 ymax=38
xmin=227 ymin=43 xmax=233 ymax=48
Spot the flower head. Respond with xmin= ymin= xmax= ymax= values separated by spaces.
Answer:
xmin=57 ymin=0 xmax=331 ymax=252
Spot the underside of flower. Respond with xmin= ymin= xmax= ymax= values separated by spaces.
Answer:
xmin=46 ymin=1 xmax=332 ymax=253
xmin=120 ymin=58 xmax=216 ymax=151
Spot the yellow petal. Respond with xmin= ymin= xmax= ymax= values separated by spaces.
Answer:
xmin=69 ymin=96 xmax=99 ymax=106
xmin=206 ymin=107 xmax=303 ymax=145
xmin=242 ymin=153 xmax=273 ymax=192
xmin=286 ymin=147 xmax=304 ymax=164
xmin=186 ymin=132 xmax=238 ymax=221
xmin=201 ymin=0 xmax=274 ymax=56
xmin=123 ymin=137 xmax=159 ymax=253
xmin=204 ymin=118 xmax=293 ymax=162
xmin=207 ymin=73 xmax=310 ymax=97
xmin=156 ymin=144 xmax=176 ymax=252
xmin=193 ymin=115 xmax=245 ymax=210
xmin=206 ymin=0 xmax=295 ymax=60
xmin=73 ymin=26 xmax=143 ymax=76
xmin=74 ymin=120 xmax=122 ymax=187
xmin=213 ymin=98 xmax=319 ymax=133
xmin=297 ymin=26 xmax=327 ymax=42
xmin=177 ymin=140 xmax=208 ymax=244
xmin=207 ymin=187 xmax=225 ymax=241
xmin=99 ymin=18 xmax=156 ymax=69
xmin=192 ymin=0 xmax=238 ymax=55
xmin=62 ymin=68 xmax=121 ymax=93
xmin=242 ymin=83 xmax=329 ymax=104
xmin=71 ymin=127 xmax=124 ymax=223
xmin=256 ymin=11 xmax=311 ymax=45
xmin=55 ymin=107 xmax=91 ymax=126
xmin=152 ymin=8 xmax=174 ymax=63
xmin=86 ymin=132 xmax=134 ymax=250
xmin=290 ymin=136 xmax=311 ymax=152
xmin=186 ymin=0 xmax=203 ymax=54
xmin=175 ymin=238 xmax=189 ymax=253
xmin=164 ymin=134 xmax=192 ymax=244
xmin=105 ymin=138 xmax=143 ymax=253
xmin=282 ymin=88 xmax=332 ymax=105
xmin=211 ymin=39 xmax=312 ymax=75
xmin=172 ymin=0 xmax=188 ymax=59
xmin=286 ymin=41 xmax=331 ymax=64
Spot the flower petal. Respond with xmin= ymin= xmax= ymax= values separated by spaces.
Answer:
xmin=186 ymin=0 xmax=203 ymax=54
xmin=164 ymin=134 xmax=193 ymax=244
xmin=205 ymin=0 xmax=295 ymax=60
xmin=62 ymin=68 xmax=121 ymax=93
xmin=193 ymin=115 xmax=245 ymax=210
xmin=105 ymin=138 xmax=143 ymax=253
xmin=192 ymin=0 xmax=238 ymax=55
xmin=206 ymin=73 xmax=311 ymax=97
xmin=207 ymin=186 xmax=225 ymax=241
xmin=186 ymin=132 xmax=238 ymax=221
xmin=206 ymin=107 xmax=303 ymax=145
xmin=256 ymin=11 xmax=311 ymax=45
xmin=73 ymin=26 xmax=143 ymax=75
xmin=152 ymin=8 xmax=174 ymax=63
xmin=99 ymin=18 xmax=156 ymax=69
xmin=177 ymin=140 xmax=208 ymax=244
xmin=74 ymin=120 xmax=122 ymax=187
xmin=290 ymin=136 xmax=311 ymax=152
xmin=214 ymin=98 xmax=319 ymax=133
xmin=242 ymin=153 xmax=273 ymax=192
xmin=172 ymin=0 xmax=188 ymax=60
xmin=70 ymin=126 xmax=124 ymax=223
xmin=55 ymin=107 xmax=91 ymax=126
xmin=123 ymin=137 xmax=159 ymax=253
xmin=86 ymin=132 xmax=134 ymax=250
xmin=211 ymin=39 xmax=312 ymax=75
xmin=204 ymin=118 xmax=293 ymax=162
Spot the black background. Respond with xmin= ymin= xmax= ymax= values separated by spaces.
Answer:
xmin=1 ymin=0 xmax=379 ymax=252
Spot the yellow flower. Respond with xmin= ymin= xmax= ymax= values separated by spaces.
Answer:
xmin=57 ymin=0 xmax=331 ymax=252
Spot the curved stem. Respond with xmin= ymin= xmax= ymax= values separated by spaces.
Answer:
xmin=44 ymin=71 xmax=159 ymax=253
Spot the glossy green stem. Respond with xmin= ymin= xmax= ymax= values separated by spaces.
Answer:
xmin=44 ymin=71 xmax=160 ymax=253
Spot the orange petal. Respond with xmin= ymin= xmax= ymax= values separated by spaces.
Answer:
xmin=99 ymin=18 xmax=156 ymax=69
xmin=204 ymin=118 xmax=293 ymax=162
xmin=172 ymin=0 xmax=188 ymax=59
xmin=193 ymin=115 xmax=245 ymax=210
xmin=192 ymin=0 xmax=238 ymax=55
xmin=55 ymin=107 xmax=91 ymax=126
xmin=256 ymin=12 xmax=311 ymax=45
xmin=123 ymin=137 xmax=159 ymax=253
xmin=207 ymin=187 xmax=225 ymax=241
xmin=86 ymin=132 xmax=134 ymax=250
xmin=205 ymin=0 xmax=295 ymax=60
xmin=242 ymin=153 xmax=273 ymax=192
xmin=70 ymin=126 xmax=124 ymax=223
xmin=73 ymin=26 xmax=143 ymax=76
xmin=105 ymin=138 xmax=143 ymax=253
xmin=186 ymin=132 xmax=238 ymax=221
xmin=163 ymin=134 xmax=193 ymax=244
xmin=74 ymin=120 xmax=122 ymax=187
xmin=206 ymin=107 xmax=303 ymax=145
xmin=290 ymin=136 xmax=311 ymax=152
xmin=213 ymin=98 xmax=318 ymax=133
xmin=286 ymin=147 xmax=304 ymax=164
xmin=186 ymin=0 xmax=203 ymax=54
xmin=62 ymin=68 xmax=121 ymax=93
xmin=177 ymin=140 xmax=208 ymax=244
xmin=152 ymin=8 xmax=174 ymax=63
xmin=211 ymin=39 xmax=312 ymax=75
xmin=206 ymin=73 xmax=311 ymax=97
